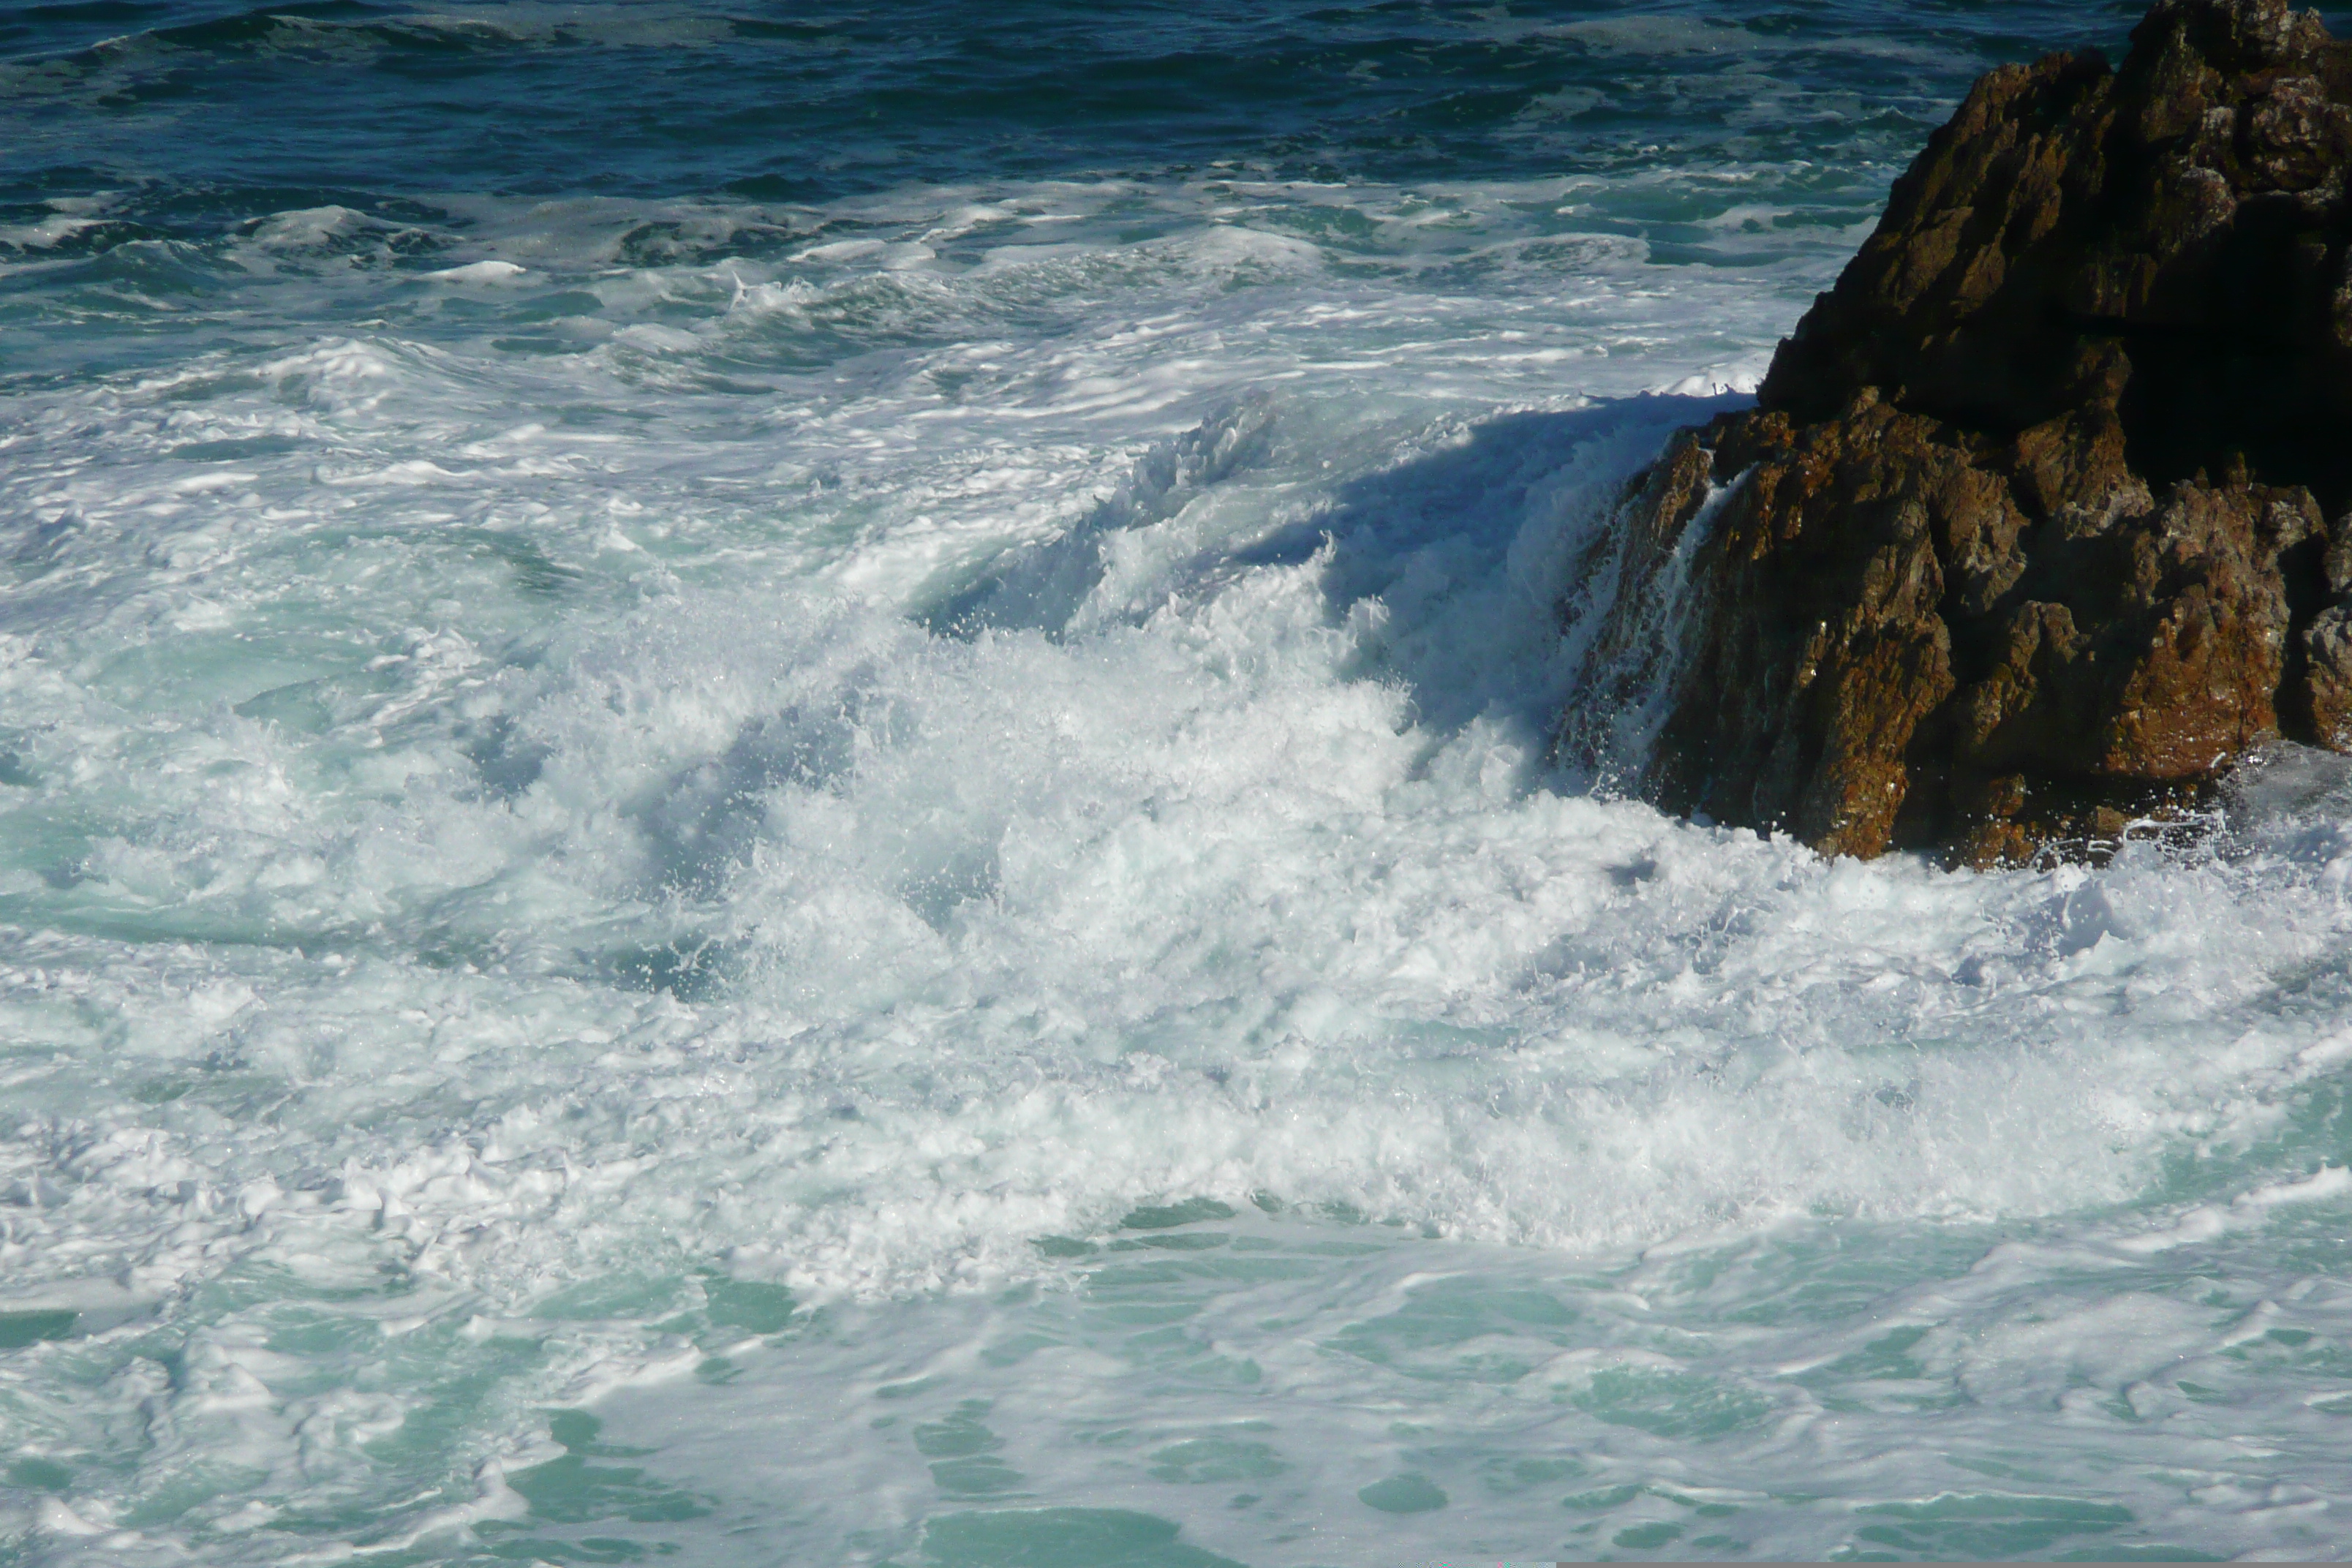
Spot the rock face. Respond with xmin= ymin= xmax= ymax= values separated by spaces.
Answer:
xmin=1560 ymin=0 xmax=2352 ymax=864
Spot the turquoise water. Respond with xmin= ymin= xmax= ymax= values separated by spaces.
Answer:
xmin=8 ymin=1 xmax=2352 ymax=1562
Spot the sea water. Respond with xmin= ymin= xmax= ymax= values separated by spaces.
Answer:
xmin=7 ymin=2 xmax=2352 ymax=1562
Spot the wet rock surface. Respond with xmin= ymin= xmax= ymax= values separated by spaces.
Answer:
xmin=1561 ymin=0 xmax=2352 ymax=864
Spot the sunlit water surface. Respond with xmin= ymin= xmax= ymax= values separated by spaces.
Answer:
xmin=7 ymin=2 xmax=2352 ymax=1562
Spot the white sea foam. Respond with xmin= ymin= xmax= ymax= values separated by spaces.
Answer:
xmin=4 ymin=169 xmax=2352 ymax=1564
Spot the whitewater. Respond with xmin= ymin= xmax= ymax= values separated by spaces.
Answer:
xmin=5 ymin=1 xmax=2352 ymax=1561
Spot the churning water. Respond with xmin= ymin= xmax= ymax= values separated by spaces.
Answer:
xmin=8 ymin=2 xmax=2352 ymax=1561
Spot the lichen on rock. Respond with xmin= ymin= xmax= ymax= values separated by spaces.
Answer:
xmin=1557 ymin=0 xmax=2352 ymax=865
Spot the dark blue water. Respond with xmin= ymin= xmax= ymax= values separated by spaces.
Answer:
xmin=1 ymin=1 xmax=2243 ymax=217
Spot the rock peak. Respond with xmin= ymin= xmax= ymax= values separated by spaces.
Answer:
xmin=1558 ymin=0 xmax=2352 ymax=864
xmin=2138 ymin=0 xmax=2329 ymax=74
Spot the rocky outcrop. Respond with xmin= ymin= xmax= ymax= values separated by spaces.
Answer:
xmin=1559 ymin=0 xmax=2352 ymax=864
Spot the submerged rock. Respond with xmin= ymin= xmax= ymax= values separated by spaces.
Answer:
xmin=1560 ymin=0 xmax=2352 ymax=864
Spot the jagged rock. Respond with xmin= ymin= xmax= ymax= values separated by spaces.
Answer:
xmin=1558 ymin=0 xmax=2352 ymax=864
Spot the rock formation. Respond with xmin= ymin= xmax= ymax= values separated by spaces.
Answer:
xmin=1559 ymin=0 xmax=2352 ymax=864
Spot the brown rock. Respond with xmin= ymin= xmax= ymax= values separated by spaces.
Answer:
xmin=1558 ymin=0 xmax=2352 ymax=864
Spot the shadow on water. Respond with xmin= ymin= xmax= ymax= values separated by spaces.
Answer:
xmin=1237 ymin=392 xmax=1744 ymax=739
xmin=922 ymin=389 xmax=1746 ymax=746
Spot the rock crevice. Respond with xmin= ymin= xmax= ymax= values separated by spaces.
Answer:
xmin=1561 ymin=0 xmax=2352 ymax=864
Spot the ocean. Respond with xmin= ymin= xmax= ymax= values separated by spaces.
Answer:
xmin=7 ymin=1 xmax=2352 ymax=1562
